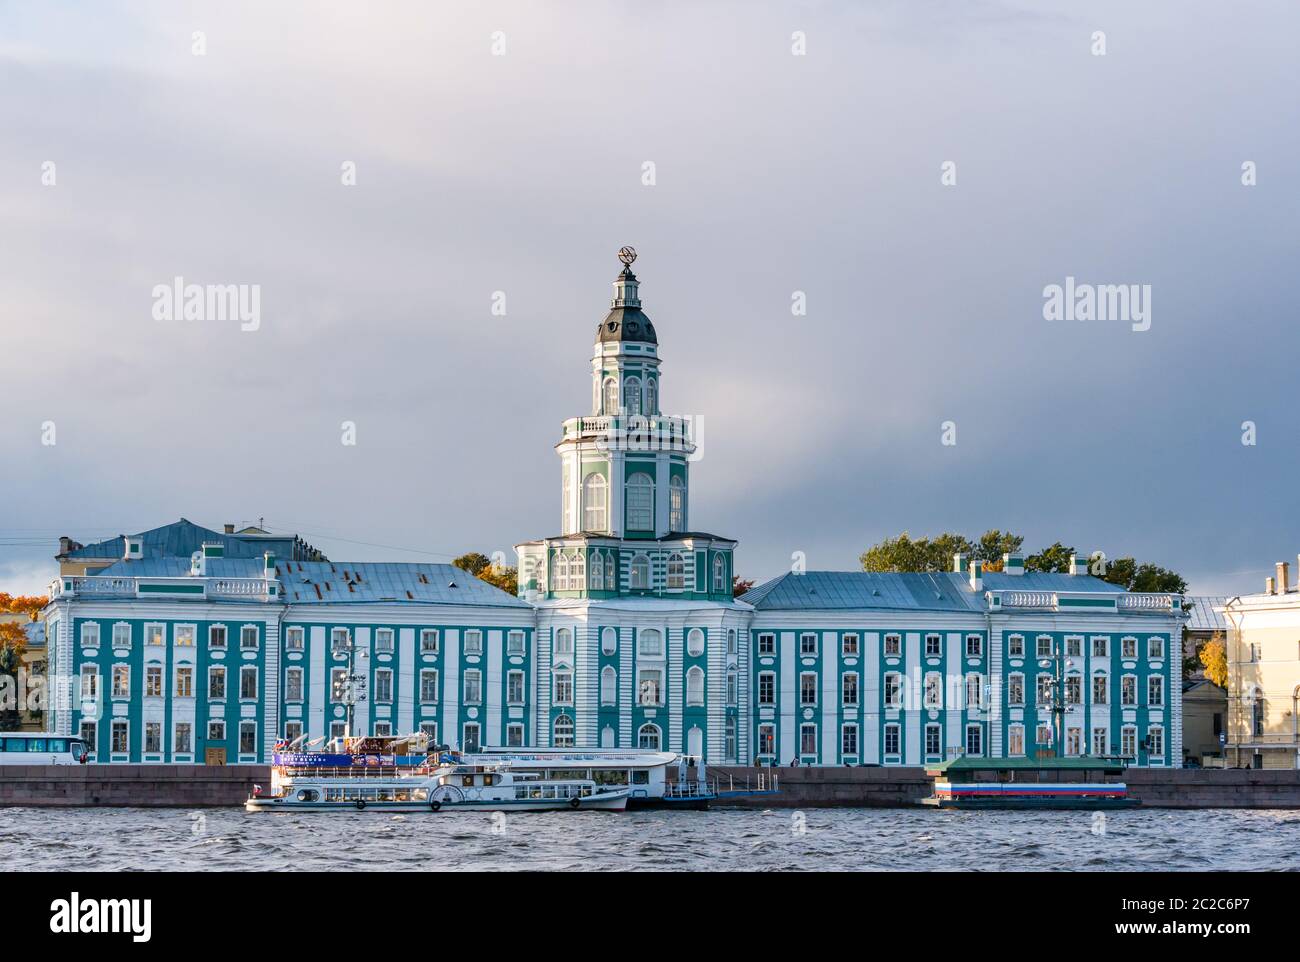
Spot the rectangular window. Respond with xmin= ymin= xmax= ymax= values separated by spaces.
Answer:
xmin=175 ymin=722 xmax=192 ymax=755
xmin=1148 ymin=675 xmax=1164 ymax=707
xmin=841 ymin=724 xmax=858 ymax=757
xmin=285 ymin=667 xmax=303 ymax=702
xmin=175 ymin=667 xmax=193 ymax=698
xmin=329 ymin=721 xmax=346 ymax=741
xmin=374 ymin=669 xmax=393 ymax=703
xmin=757 ymin=633 xmax=775 ymax=656
xmin=1008 ymin=725 xmax=1025 ymax=756
xmin=145 ymin=666 xmax=162 ymax=698
xmin=1148 ymin=637 xmax=1164 ymax=660
xmin=420 ymin=669 xmax=439 ymax=703
xmin=1066 ymin=675 xmax=1082 ymax=706
xmin=924 ymin=673 xmax=942 ymax=709
xmin=842 ymin=673 xmax=859 ymax=706
xmin=80 ymin=665 xmax=99 ymax=700
xmin=112 ymin=664 xmax=130 ymax=698
xmin=464 ymin=669 xmax=483 ymax=705
xmin=284 ymin=626 xmax=303 ymax=651
xmin=208 ymin=720 xmax=225 ymax=742
xmin=506 ymin=723 xmax=524 ymax=748
xmin=283 ymin=721 xmax=303 ymax=744
xmin=1092 ymin=675 xmax=1108 ymax=705
xmin=209 ymin=666 xmax=226 ymax=699
xmin=1092 ymin=727 xmax=1108 ymax=756
xmin=420 ymin=629 xmax=439 ymax=653
xmin=884 ymin=724 xmax=901 ymax=756
xmin=925 ymin=724 xmax=942 ymax=757
xmin=1121 ymin=726 xmax=1137 ymax=758
xmin=175 ymin=625 xmax=195 ymax=647
xmin=925 ymin=633 xmax=942 ymax=657
xmin=637 ymin=669 xmax=662 ymax=706
xmin=758 ymin=672 xmax=776 ymax=706
xmin=144 ymin=722 xmax=161 ymax=754
xmin=463 ymin=723 xmax=481 ymax=753
xmin=1007 ymin=634 xmax=1024 ymax=657
xmin=758 ymin=724 xmax=775 ymax=756
xmin=1066 ymin=727 xmax=1083 ymax=756
xmin=209 ymin=624 xmax=227 ymax=648
xmin=1148 ymin=727 xmax=1164 ymax=756
xmin=1121 ymin=637 xmax=1138 ymax=659
xmin=1037 ymin=674 xmax=1053 ymax=707
xmin=884 ymin=634 xmax=901 ymax=657
xmin=146 ymin=624 xmax=164 ymax=647
xmin=374 ymin=628 xmax=394 ymax=653
xmin=1065 ymin=636 xmax=1082 ymax=658
xmin=1121 ymin=675 xmax=1137 ymax=706
xmin=800 ymin=672 xmax=817 ymax=706
xmin=111 ymin=720 xmax=129 ymax=754
xmin=373 ymin=721 xmax=392 ymax=737
xmin=239 ymin=666 xmax=258 ymax=700
xmin=1036 ymin=636 xmax=1052 ymax=658
xmin=1092 ymin=636 xmax=1108 ymax=657
xmin=965 ymin=634 xmax=982 ymax=658
xmin=81 ymin=623 xmax=100 ymax=647
xmin=507 ymin=670 xmax=525 ymax=705
xmin=239 ymin=721 xmax=257 ymax=755
xmin=884 ymin=672 xmax=902 ymax=708
xmin=965 ymin=724 xmax=983 ymax=756
xmin=112 ymin=623 xmax=131 ymax=648
xmin=80 ymin=720 xmax=96 ymax=755
xmin=966 ymin=674 xmax=984 ymax=710
xmin=241 ymin=625 xmax=258 ymax=650
xmin=419 ymin=721 xmax=438 ymax=743
xmin=842 ymin=633 xmax=860 ymax=656
xmin=551 ymin=671 xmax=571 ymax=706
xmin=799 ymin=723 xmax=817 ymax=756
xmin=331 ymin=628 xmax=350 ymax=655
xmin=507 ymin=631 xmax=525 ymax=655
xmin=464 ymin=630 xmax=483 ymax=655
xmin=1008 ymin=673 xmax=1024 ymax=707
xmin=800 ymin=633 xmax=817 ymax=656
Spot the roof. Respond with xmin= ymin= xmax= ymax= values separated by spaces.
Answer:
xmin=62 ymin=518 xmax=325 ymax=563
xmin=927 ymin=756 xmax=1127 ymax=774
xmin=1184 ymin=596 xmax=1229 ymax=632
xmin=740 ymin=570 xmax=1126 ymax=612
xmin=596 ymin=266 xmax=657 ymax=345
xmin=526 ymin=531 xmax=736 ymax=545
xmin=275 ymin=562 xmax=529 ymax=607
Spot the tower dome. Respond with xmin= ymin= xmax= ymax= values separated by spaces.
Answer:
xmin=596 ymin=253 xmax=657 ymax=345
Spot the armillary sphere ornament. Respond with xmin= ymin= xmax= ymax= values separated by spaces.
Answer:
xmin=617 ymin=246 xmax=637 ymax=267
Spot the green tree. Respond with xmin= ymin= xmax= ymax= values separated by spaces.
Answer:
xmin=1024 ymin=542 xmax=1075 ymax=573
xmin=860 ymin=532 xmax=973 ymax=573
xmin=974 ymin=530 xmax=1025 ymax=571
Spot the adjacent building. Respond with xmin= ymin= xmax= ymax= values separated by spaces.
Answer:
xmin=43 ymin=252 xmax=1188 ymax=766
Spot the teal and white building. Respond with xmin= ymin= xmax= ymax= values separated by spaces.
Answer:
xmin=44 ymin=253 xmax=1186 ymax=767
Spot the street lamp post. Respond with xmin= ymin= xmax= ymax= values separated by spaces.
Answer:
xmin=330 ymin=639 xmax=368 ymax=740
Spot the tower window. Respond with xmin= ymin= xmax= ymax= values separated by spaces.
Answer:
xmin=590 ymin=551 xmax=605 ymax=591
xmin=630 ymin=554 xmax=651 ymax=589
xmin=582 ymin=473 xmax=608 ymax=532
xmin=625 ymin=376 xmax=642 ymax=415
xmin=626 ymin=473 xmax=654 ymax=530
xmin=602 ymin=377 xmax=618 ymax=415
xmin=669 ymin=475 xmax=685 ymax=532
xmin=667 ymin=553 xmax=685 ymax=589
xmin=645 ymin=378 xmax=657 ymax=415
xmin=713 ymin=554 xmax=726 ymax=592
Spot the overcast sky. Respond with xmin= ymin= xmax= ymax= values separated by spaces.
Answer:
xmin=2 ymin=1 xmax=1297 ymax=597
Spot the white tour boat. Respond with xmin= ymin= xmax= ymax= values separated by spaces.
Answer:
xmin=245 ymin=736 xmax=629 ymax=813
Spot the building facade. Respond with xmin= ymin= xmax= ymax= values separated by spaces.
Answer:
xmin=1221 ymin=560 xmax=1300 ymax=769
xmin=44 ymin=252 xmax=1186 ymax=766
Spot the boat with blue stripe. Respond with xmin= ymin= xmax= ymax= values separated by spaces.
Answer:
xmin=920 ymin=757 xmax=1140 ymax=810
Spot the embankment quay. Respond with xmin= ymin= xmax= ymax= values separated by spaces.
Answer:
xmin=2 ymin=765 xmax=1300 ymax=809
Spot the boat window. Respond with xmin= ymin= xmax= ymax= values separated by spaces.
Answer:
xmin=632 ymin=770 xmax=649 ymax=785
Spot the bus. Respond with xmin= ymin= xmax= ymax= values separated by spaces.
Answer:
xmin=0 ymin=733 xmax=87 ymax=765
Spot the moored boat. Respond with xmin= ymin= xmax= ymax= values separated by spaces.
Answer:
xmin=920 ymin=757 xmax=1140 ymax=810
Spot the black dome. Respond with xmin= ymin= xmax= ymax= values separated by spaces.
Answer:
xmin=597 ymin=306 xmax=657 ymax=345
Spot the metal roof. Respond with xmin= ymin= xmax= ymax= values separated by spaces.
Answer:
xmin=1184 ymin=596 xmax=1229 ymax=632
xmin=740 ymin=570 xmax=1125 ymax=612
xmin=276 ymin=562 xmax=528 ymax=608
xmin=63 ymin=518 xmax=319 ymax=562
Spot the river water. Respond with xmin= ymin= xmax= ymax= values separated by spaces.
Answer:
xmin=6 ymin=807 xmax=1298 ymax=871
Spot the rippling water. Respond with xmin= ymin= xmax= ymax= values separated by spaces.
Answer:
xmin=6 ymin=807 xmax=1299 ymax=871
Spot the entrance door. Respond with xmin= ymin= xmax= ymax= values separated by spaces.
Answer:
xmin=205 ymin=747 xmax=226 ymax=765
xmin=687 ymin=726 xmax=703 ymax=759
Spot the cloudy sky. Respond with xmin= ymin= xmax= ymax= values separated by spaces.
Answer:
xmin=2 ymin=1 xmax=1297 ymax=596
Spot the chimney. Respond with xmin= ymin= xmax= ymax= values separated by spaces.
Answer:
xmin=969 ymin=559 xmax=983 ymax=592
xmin=58 ymin=536 xmax=73 ymax=556
xmin=1265 ymin=576 xmax=1275 ymax=595
xmin=953 ymin=553 xmax=968 ymax=574
xmin=124 ymin=537 xmax=143 ymax=561
xmin=224 ymin=523 xmax=235 ymax=534
xmin=1276 ymin=561 xmax=1290 ymax=594
xmin=1069 ymin=553 xmax=1087 ymax=576
xmin=264 ymin=552 xmax=276 ymax=578
xmin=191 ymin=551 xmax=204 ymax=577
xmin=1003 ymin=553 xmax=1024 ymax=576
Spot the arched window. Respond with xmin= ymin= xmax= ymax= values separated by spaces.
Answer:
xmin=601 ymin=627 xmax=617 ymax=655
xmin=666 ymin=553 xmax=685 ymax=589
xmin=601 ymin=665 xmax=617 ymax=706
xmin=589 ymin=551 xmax=604 ymax=591
xmin=638 ymin=628 xmax=663 ymax=658
xmin=562 ymin=461 xmax=573 ymax=534
xmin=668 ymin=476 xmax=685 ymax=532
xmin=644 ymin=378 xmax=657 ymax=415
xmin=630 ymin=554 xmax=651 ymax=589
xmin=554 ymin=553 xmax=570 ymax=591
xmin=637 ymin=723 xmax=661 ymax=750
xmin=686 ymin=628 xmax=705 ymax=657
xmin=686 ymin=666 xmax=705 ymax=706
xmin=626 ymin=473 xmax=654 ymax=531
xmin=533 ymin=556 xmax=545 ymax=591
xmin=553 ymin=713 xmax=575 ymax=748
xmin=712 ymin=554 xmax=726 ymax=592
xmin=570 ymin=552 xmax=585 ymax=590
xmin=625 ymin=376 xmax=642 ymax=415
xmin=727 ymin=629 xmax=737 ymax=656
xmin=601 ymin=725 xmax=615 ymax=748
xmin=582 ymin=473 xmax=607 ymax=532
xmin=602 ymin=377 xmax=618 ymax=415
xmin=554 ymin=627 xmax=573 ymax=661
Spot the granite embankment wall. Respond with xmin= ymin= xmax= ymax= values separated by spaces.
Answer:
xmin=709 ymin=766 xmax=1300 ymax=810
xmin=2 ymin=765 xmax=1299 ymax=808
xmin=0 ymin=765 xmax=265 ymax=807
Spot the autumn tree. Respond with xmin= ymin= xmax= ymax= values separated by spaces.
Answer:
xmin=732 ymin=576 xmax=756 ymax=598
xmin=453 ymin=552 xmax=518 ymax=595
xmin=0 ymin=622 xmax=29 ymax=731
xmin=1199 ymin=635 xmax=1228 ymax=688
